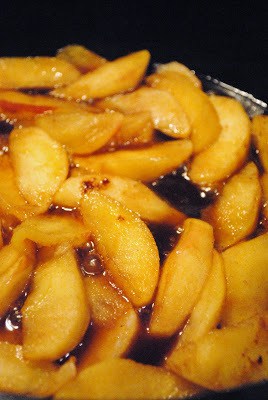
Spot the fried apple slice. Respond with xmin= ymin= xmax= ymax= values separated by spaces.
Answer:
xmin=11 ymin=214 xmax=90 ymax=249
xmin=202 ymin=162 xmax=262 ymax=250
xmin=0 ymin=240 xmax=35 ymax=318
xmin=97 ymin=87 xmax=190 ymax=138
xmin=0 ymin=57 xmax=80 ymax=89
xmin=108 ymin=112 xmax=154 ymax=147
xmin=22 ymin=246 xmax=90 ymax=361
xmin=166 ymin=318 xmax=268 ymax=391
xmin=35 ymin=111 xmax=123 ymax=154
xmin=57 ymin=44 xmax=107 ymax=72
xmin=0 ymin=154 xmax=47 ymax=220
xmin=81 ymin=192 xmax=160 ymax=307
xmin=189 ymin=95 xmax=251 ymax=185
xmin=179 ymin=250 xmax=226 ymax=344
xmin=55 ymin=358 xmax=201 ymax=400
xmin=73 ymin=140 xmax=192 ymax=182
xmin=9 ymin=126 xmax=69 ymax=208
xmin=252 ymin=114 xmax=268 ymax=172
xmin=261 ymin=173 xmax=268 ymax=219
xmin=155 ymin=61 xmax=202 ymax=88
xmin=146 ymin=71 xmax=220 ymax=152
xmin=53 ymin=174 xmax=185 ymax=226
xmin=221 ymin=232 xmax=268 ymax=326
xmin=52 ymin=50 xmax=150 ymax=100
xmin=0 ymin=342 xmax=76 ymax=398
xmin=80 ymin=275 xmax=139 ymax=367
xmin=149 ymin=218 xmax=214 ymax=337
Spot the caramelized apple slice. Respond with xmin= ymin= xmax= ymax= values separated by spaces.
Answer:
xmin=202 ymin=162 xmax=262 ymax=250
xmin=22 ymin=246 xmax=90 ymax=361
xmin=0 ymin=241 xmax=36 ymax=318
xmin=54 ymin=174 xmax=185 ymax=226
xmin=9 ymin=126 xmax=69 ymax=208
xmin=0 ymin=342 xmax=76 ymax=398
xmin=179 ymin=250 xmax=226 ymax=344
xmin=221 ymin=232 xmax=268 ymax=326
xmin=252 ymin=114 xmax=268 ymax=172
xmin=73 ymin=140 xmax=192 ymax=182
xmin=0 ymin=154 xmax=47 ymax=220
xmin=155 ymin=62 xmax=202 ymax=88
xmin=81 ymin=192 xmax=160 ymax=307
xmin=98 ymin=86 xmax=191 ymax=138
xmin=52 ymin=50 xmax=150 ymax=100
xmin=146 ymin=71 xmax=220 ymax=152
xmin=57 ymin=44 xmax=107 ymax=72
xmin=261 ymin=173 xmax=268 ymax=219
xmin=11 ymin=214 xmax=90 ymax=249
xmin=80 ymin=275 xmax=140 ymax=367
xmin=166 ymin=318 xmax=268 ymax=391
xmin=149 ymin=218 xmax=214 ymax=337
xmin=35 ymin=111 xmax=123 ymax=155
xmin=0 ymin=57 xmax=80 ymax=89
xmin=189 ymin=95 xmax=251 ymax=185
xmin=55 ymin=358 xmax=201 ymax=400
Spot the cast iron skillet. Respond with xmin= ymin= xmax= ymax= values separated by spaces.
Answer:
xmin=0 ymin=74 xmax=267 ymax=400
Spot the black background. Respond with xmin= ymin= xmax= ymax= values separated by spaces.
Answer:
xmin=0 ymin=1 xmax=267 ymax=103
xmin=0 ymin=2 xmax=267 ymax=400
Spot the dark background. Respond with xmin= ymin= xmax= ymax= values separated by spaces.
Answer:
xmin=0 ymin=1 xmax=267 ymax=103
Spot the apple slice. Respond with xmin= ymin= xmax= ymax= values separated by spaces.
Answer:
xmin=0 ymin=240 xmax=36 ymax=318
xmin=57 ymin=44 xmax=107 ymax=73
xmin=97 ymin=86 xmax=191 ymax=138
xmin=149 ymin=218 xmax=214 ymax=337
xmin=202 ymin=162 xmax=262 ymax=250
xmin=179 ymin=250 xmax=226 ymax=344
xmin=221 ymin=231 xmax=268 ymax=326
xmin=53 ymin=174 xmax=185 ymax=226
xmin=35 ymin=111 xmax=123 ymax=155
xmin=252 ymin=114 xmax=268 ymax=172
xmin=0 ymin=57 xmax=80 ymax=89
xmin=73 ymin=140 xmax=192 ymax=182
xmin=0 ymin=342 xmax=76 ymax=398
xmin=146 ymin=71 xmax=220 ymax=152
xmin=9 ymin=126 xmax=69 ymax=208
xmin=261 ymin=172 xmax=268 ymax=219
xmin=189 ymin=95 xmax=251 ymax=185
xmin=55 ymin=358 xmax=201 ymax=400
xmin=52 ymin=50 xmax=150 ymax=100
xmin=155 ymin=61 xmax=202 ymax=88
xmin=22 ymin=246 xmax=90 ymax=361
xmin=81 ymin=191 xmax=160 ymax=307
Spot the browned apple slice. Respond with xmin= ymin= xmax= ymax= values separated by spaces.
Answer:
xmin=146 ymin=71 xmax=220 ymax=152
xmin=53 ymin=174 xmax=185 ymax=226
xmin=189 ymin=95 xmax=251 ymax=185
xmin=52 ymin=50 xmax=150 ymax=100
xmin=149 ymin=218 xmax=214 ymax=337
xmin=221 ymin=232 xmax=268 ymax=326
xmin=0 ymin=154 xmax=47 ymax=220
xmin=11 ymin=214 xmax=90 ymax=249
xmin=79 ymin=275 xmax=140 ymax=367
xmin=81 ymin=191 xmax=160 ymax=307
xmin=55 ymin=358 xmax=201 ymax=400
xmin=35 ymin=110 xmax=123 ymax=154
xmin=0 ymin=342 xmax=76 ymax=397
xmin=252 ymin=114 xmax=268 ymax=172
xmin=0 ymin=57 xmax=80 ymax=89
xmin=98 ymin=86 xmax=191 ymax=138
xmin=9 ymin=126 xmax=69 ymax=208
xmin=73 ymin=140 xmax=192 ymax=182
xmin=202 ymin=162 xmax=262 ymax=250
xmin=22 ymin=246 xmax=90 ymax=361
xmin=166 ymin=317 xmax=268 ymax=391
xmin=155 ymin=61 xmax=202 ymax=88
xmin=57 ymin=44 xmax=107 ymax=72
xmin=179 ymin=250 xmax=226 ymax=344
xmin=0 ymin=240 xmax=36 ymax=318
xmin=261 ymin=172 xmax=268 ymax=219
